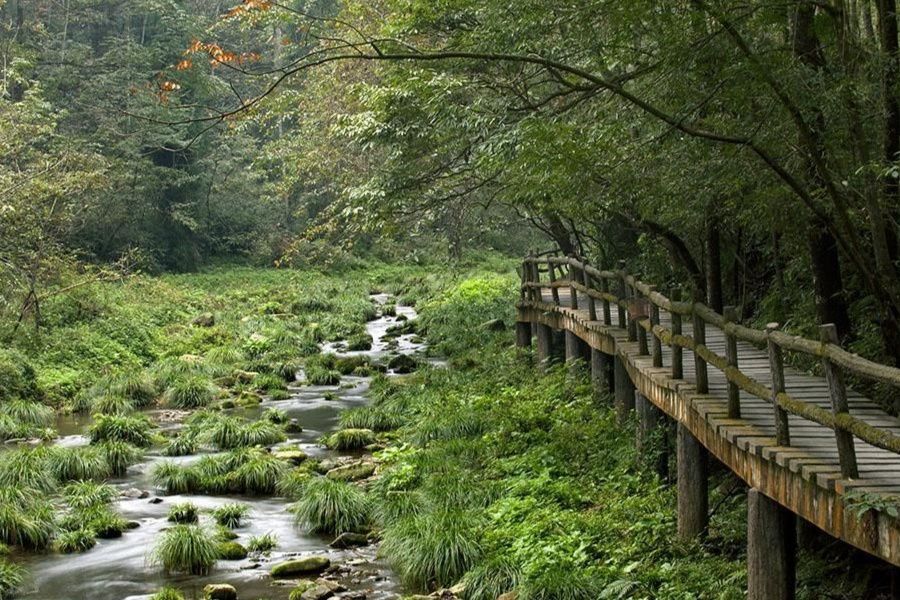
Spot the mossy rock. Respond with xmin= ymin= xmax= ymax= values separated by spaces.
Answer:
xmin=329 ymin=532 xmax=369 ymax=549
xmin=203 ymin=583 xmax=237 ymax=600
xmin=236 ymin=392 xmax=262 ymax=407
xmin=233 ymin=370 xmax=258 ymax=383
xmin=326 ymin=461 xmax=375 ymax=482
xmin=285 ymin=419 xmax=303 ymax=433
xmin=218 ymin=399 xmax=236 ymax=410
xmin=192 ymin=313 xmax=216 ymax=327
xmin=218 ymin=542 xmax=248 ymax=560
xmin=387 ymin=354 xmax=418 ymax=374
xmin=274 ymin=450 xmax=309 ymax=465
xmin=270 ymin=556 xmax=330 ymax=577
xmin=288 ymin=581 xmax=316 ymax=600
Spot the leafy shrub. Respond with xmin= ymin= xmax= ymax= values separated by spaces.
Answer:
xmin=211 ymin=503 xmax=249 ymax=528
xmin=151 ymin=357 xmax=208 ymax=390
xmin=326 ymin=428 xmax=376 ymax=451
xmin=109 ymin=372 xmax=157 ymax=407
xmin=291 ymin=477 xmax=370 ymax=534
xmin=163 ymin=375 xmax=217 ymax=409
xmin=0 ymin=348 xmax=39 ymax=401
xmin=89 ymin=413 xmax=154 ymax=447
xmin=55 ymin=528 xmax=97 ymax=553
xmin=167 ymin=503 xmax=199 ymax=524
xmin=151 ymin=524 xmax=218 ymax=575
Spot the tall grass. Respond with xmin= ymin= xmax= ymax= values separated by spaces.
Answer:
xmin=0 ymin=448 xmax=56 ymax=493
xmin=48 ymin=446 xmax=110 ymax=482
xmin=0 ymin=399 xmax=54 ymax=428
xmin=89 ymin=413 xmax=154 ymax=447
xmin=62 ymin=481 xmax=117 ymax=510
xmin=90 ymin=393 xmax=134 ymax=415
xmin=151 ymin=524 xmax=218 ymax=575
xmin=0 ymin=486 xmax=55 ymax=550
xmin=211 ymin=503 xmax=249 ymax=528
xmin=326 ymin=428 xmax=376 ymax=451
xmin=167 ymin=503 xmax=199 ymax=524
xmin=0 ymin=559 xmax=25 ymax=599
xmin=98 ymin=440 xmax=143 ymax=476
xmin=380 ymin=508 xmax=481 ymax=590
xmin=163 ymin=375 xmax=218 ymax=409
xmin=291 ymin=477 xmax=370 ymax=534
xmin=152 ymin=461 xmax=200 ymax=495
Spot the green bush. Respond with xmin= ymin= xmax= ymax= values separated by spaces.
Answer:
xmin=167 ymin=502 xmax=199 ymax=524
xmin=163 ymin=375 xmax=217 ymax=409
xmin=339 ymin=406 xmax=403 ymax=432
xmin=0 ymin=349 xmax=39 ymax=401
xmin=97 ymin=440 xmax=143 ymax=476
xmin=291 ymin=477 xmax=370 ymax=534
xmin=55 ymin=528 xmax=97 ymax=553
xmin=211 ymin=503 xmax=249 ymax=528
xmin=62 ymin=481 xmax=117 ymax=510
xmin=149 ymin=587 xmax=185 ymax=600
xmin=304 ymin=366 xmax=341 ymax=386
xmin=0 ymin=448 xmax=56 ymax=493
xmin=326 ymin=428 xmax=376 ymax=451
xmin=109 ymin=372 xmax=157 ymax=407
xmin=164 ymin=434 xmax=198 ymax=456
xmin=0 ymin=399 xmax=53 ymax=428
xmin=89 ymin=413 xmax=154 ymax=447
xmin=152 ymin=461 xmax=201 ymax=495
xmin=253 ymin=372 xmax=288 ymax=393
xmin=48 ymin=446 xmax=110 ymax=482
xmin=151 ymin=524 xmax=218 ymax=575
xmin=90 ymin=393 xmax=134 ymax=415
xmin=0 ymin=486 xmax=56 ymax=549
xmin=247 ymin=532 xmax=277 ymax=554
xmin=0 ymin=559 xmax=25 ymax=600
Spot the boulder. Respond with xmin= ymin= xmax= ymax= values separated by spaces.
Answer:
xmin=285 ymin=418 xmax=304 ymax=433
xmin=271 ymin=556 xmax=331 ymax=578
xmin=218 ymin=541 xmax=248 ymax=560
xmin=326 ymin=462 xmax=375 ymax=482
xmin=193 ymin=313 xmax=216 ymax=327
xmin=274 ymin=450 xmax=309 ymax=465
xmin=203 ymin=583 xmax=237 ymax=600
xmin=387 ymin=354 xmax=417 ymax=374
xmin=329 ymin=532 xmax=369 ymax=549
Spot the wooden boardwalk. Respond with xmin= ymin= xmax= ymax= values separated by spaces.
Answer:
xmin=516 ymin=262 xmax=900 ymax=583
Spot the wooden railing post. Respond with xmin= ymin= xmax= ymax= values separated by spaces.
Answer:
xmin=528 ymin=258 xmax=541 ymax=303
xmin=582 ymin=264 xmax=597 ymax=321
xmin=568 ymin=257 xmax=579 ymax=310
xmin=671 ymin=288 xmax=683 ymax=380
xmin=600 ymin=277 xmax=612 ymax=325
xmin=548 ymin=261 xmax=561 ymax=306
xmin=766 ymin=323 xmax=791 ymax=446
xmin=637 ymin=294 xmax=649 ymax=356
xmin=650 ymin=286 xmax=663 ymax=368
xmin=617 ymin=260 xmax=627 ymax=330
xmin=627 ymin=277 xmax=638 ymax=343
xmin=724 ymin=306 xmax=741 ymax=419
xmin=692 ymin=297 xmax=709 ymax=394
xmin=820 ymin=324 xmax=859 ymax=479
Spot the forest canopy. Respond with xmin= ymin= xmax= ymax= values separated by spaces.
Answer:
xmin=5 ymin=0 xmax=900 ymax=378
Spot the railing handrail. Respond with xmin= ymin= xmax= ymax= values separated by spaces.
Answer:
xmin=520 ymin=253 xmax=900 ymax=462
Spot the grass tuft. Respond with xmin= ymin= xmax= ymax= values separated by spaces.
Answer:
xmin=291 ymin=477 xmax=370 ymax=534
xmin=150 ymin=524 xmax=218 ymax=575
xmin=211 ymin=503 xmax=249 ymax=528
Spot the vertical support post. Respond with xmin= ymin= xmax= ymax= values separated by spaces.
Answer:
xmin=636 ymin=291 xmax=649 ymax=356
xmin=819 ymin=324 xmax=859 ymax=478
xmin=677 ymin=423 xmax=708 ymax=540
xmin=583 ymin=266 xmax=597 ymax=321
xmin=747 ymin=488 xmax=796 ymax=600
xmin=565 ymin=331 xmax=582 ymax=374
xmin=515 ymin=321 xmax=532 ymax=349
xmin=636 ymin=392 xmax=668 ymax=479
xmin=671 ymin=288 xmax=683 ymax=380
xmin=627 ymin=283 xmax=638 ymax=342
xmin=548 ymin=262 xmax=560 ymax=306
xmin=614 ymin=354 xmax=635 ymax=423
xmin=551 ymin=329 xmax=566 ymax=363
xmin=692 ymin=300 xmax=709 ymax=394
xmin=601 ymin=277 xmax=612 ymax=325
xmin=536 ymin=323 xmax=554 ymax=370
xmin=724 ymin=306 xmax=741 ymax=419
xmin=616 ymin=260 xmax=627 ymax=330
xmin=591 ymin=349 xmax=610 ymax=400
xmin=766 ymin=323 xmax=791 ymax=446
xmin=568 ymin=258 xmax=579 ymax=310
xmin=529 ymin=259 xmax=541 ymax=303
xmin=650 ymin=286 xmax=663 ymax=368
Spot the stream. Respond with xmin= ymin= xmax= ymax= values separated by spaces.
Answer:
xmin=19 ymin=295 xmax=423 ymax=600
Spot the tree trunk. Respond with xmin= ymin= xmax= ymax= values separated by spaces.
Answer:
xmin=808 ymin=224 xmax=852 ymax=340
xmin=706 ymin=210 xmax=724 ymax=312
xmin=877 ymin=0 xmax=900 ymax=261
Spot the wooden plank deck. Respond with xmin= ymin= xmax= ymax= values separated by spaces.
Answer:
xmin=519 ymin=288 xmax=900 ymax=566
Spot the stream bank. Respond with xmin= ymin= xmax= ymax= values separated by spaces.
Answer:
xmin=20 ymin=295 xmax=424 ymax=600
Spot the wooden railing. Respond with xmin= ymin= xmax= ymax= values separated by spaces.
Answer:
xmin=520 ymin=253 xmax=900 ymax=478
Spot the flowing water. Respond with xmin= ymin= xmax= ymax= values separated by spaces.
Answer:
xmin=19 ymin=296 xmax=423 ymax=600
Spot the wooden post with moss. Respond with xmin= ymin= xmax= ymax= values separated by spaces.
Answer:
xmin=677 ymin=422 xmax=708 ymax=540
xmin=636 ymin=391 xmax=668 ymax=479
xmin=536 ymin=323 xmax=554 ymax=370
xmin=614 ymin=353 xmax=635 ymax=423
xmin=747 ymin=488 xmax=796 ymax=600
xmin=591 ymin=349 xmax=611 ymax=401
xmin=724 ymin=306 xmax=740 ymax=418
xmin=617 ymin=260 xmax=628 ymax=330
xmin=670 ymin=288 xmax=683 ymax=380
